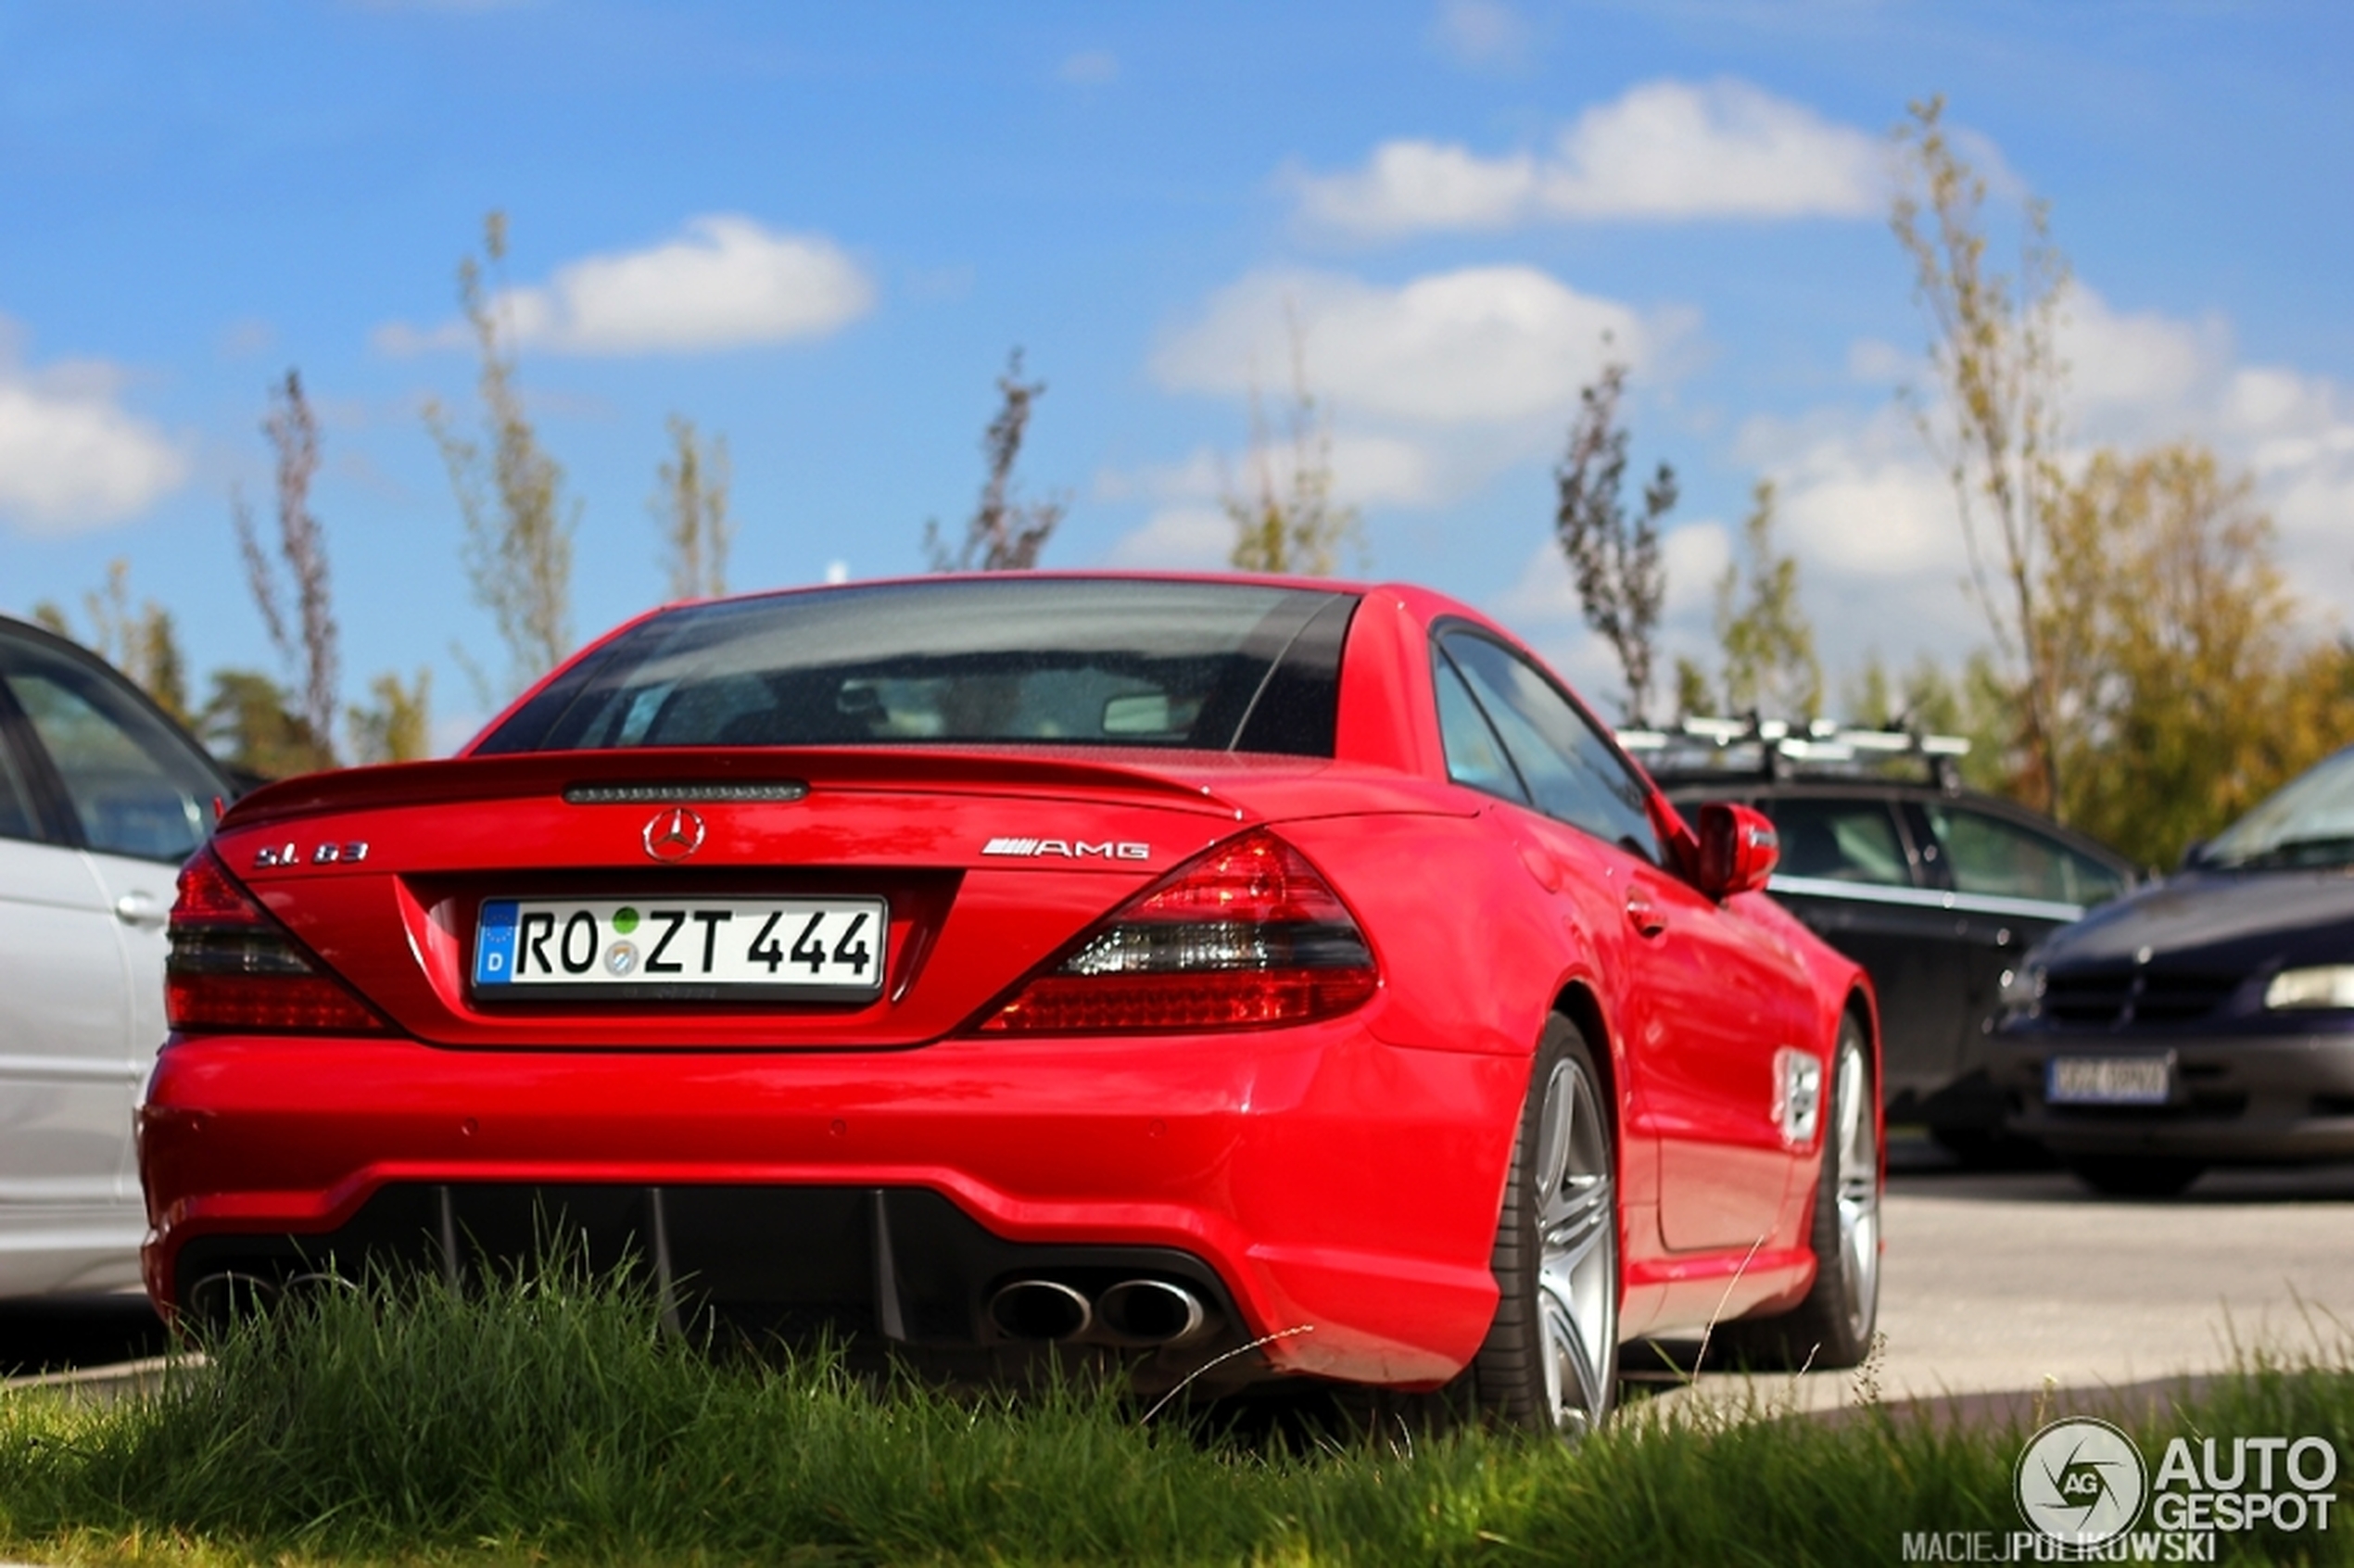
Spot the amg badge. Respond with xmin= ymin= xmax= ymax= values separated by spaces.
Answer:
xmin=981 ymin=838 xmax=1151 ymax=860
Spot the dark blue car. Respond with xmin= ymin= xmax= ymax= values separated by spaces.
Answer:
xmin=1989 ymin=744 xmax=2354 ymax=1195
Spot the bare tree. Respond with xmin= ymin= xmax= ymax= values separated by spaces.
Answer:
xmin=1554 ymin=356 xmax=1677 ymax=726
xmin=1891 ymin=95 xmax=2072 ymax=814
xmin=652 ymin=414 xmax=732 ymax=601
xmin=234 ymin=369 xmax=341 ymax=762
xmin=1224 ymin=317 xmax=1361 ymax=575
xmin=426 ymin=210 xmax=577 ymax=694
xmin=925 ymin=349 xmax=1066 ymax=572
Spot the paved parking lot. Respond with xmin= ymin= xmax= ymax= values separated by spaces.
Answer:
xmin=1655 ymin=1145 xmax=2354 ymax=1418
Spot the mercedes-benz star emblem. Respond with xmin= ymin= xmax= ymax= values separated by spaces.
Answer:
xmin=642 ymin=806 xmax=707 ymax=863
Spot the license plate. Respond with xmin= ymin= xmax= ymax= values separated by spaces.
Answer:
xmin=2046 ymin=1054 xmax=2173 ymax=1106
xmin=473 ymin=896 xmax=886 ymax=1001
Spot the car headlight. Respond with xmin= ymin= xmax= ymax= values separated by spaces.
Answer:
xmin=1998 ymin=962 xmax=2045 ymax=1008
xmin=2263 ymin=965 xmax=2354 ymax=1010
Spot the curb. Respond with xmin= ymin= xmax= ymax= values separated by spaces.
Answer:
xmin=0 ymin=1353 xmax=196 ymax=1404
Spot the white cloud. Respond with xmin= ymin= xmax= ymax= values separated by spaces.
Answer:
xmin=1499 ymin=521 xmax=1730 ymax=626
xmin=375 ymin=216 xmax=875 ymax=358
xmin=0 ymin=321 xmax=187 ymax=535
xmin=1112 ymin=261 xmax=1675 ymax=566
xmin=1491 ymin=521 xmax=1734 ymax=718
xmin=1428 ymin=0 xmax=1535 ymax=70
xmin=1716 ymin=286 xmax=2354 ymax=685
xmin=1108 ymin=434 xmax=1443 ymax=519
xmin=1292 ymin=79 xmax=1881 ymax=239
xmin=1108 ymin=505 xmax=1233 ymax=569
xmin=2061 ymin=292 xmax=2228 ymax=428
xmin=1153 ymin=265 xmax=1648 ymax=428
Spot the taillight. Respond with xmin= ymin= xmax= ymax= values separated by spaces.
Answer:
xmin=166 ymin=847 xmax=389 ymax=1034
xmin=978 ymin=830 xmax=1377 ymax=1034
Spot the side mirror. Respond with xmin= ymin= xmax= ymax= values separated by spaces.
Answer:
xmin=2177 ymin=839 xmax=2209 ymax=872
xmin=1697 ymin=802 xmax=1778 ymax=899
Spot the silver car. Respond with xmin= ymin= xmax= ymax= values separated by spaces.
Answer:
xmin=0 ymin=614 xmax=230 ymax=1297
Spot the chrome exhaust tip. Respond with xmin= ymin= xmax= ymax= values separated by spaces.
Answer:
xmin=986 ymin=1278 xmax=1094 ymax=1342
xmin=184 ymin=1270 xmax=282 ymax=1325
xmin=1095 ymin=1278 xmax=1208 ymax=1346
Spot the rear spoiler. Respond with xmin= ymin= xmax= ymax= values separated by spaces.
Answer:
xmin=219 ymin=746 xmax=1262 ymax=830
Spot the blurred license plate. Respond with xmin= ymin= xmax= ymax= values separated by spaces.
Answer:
xmin=2046 ymin=1054 xmax=2173 ymax=1106
xmin=473 ymin=896 xmax=886 ymax=1000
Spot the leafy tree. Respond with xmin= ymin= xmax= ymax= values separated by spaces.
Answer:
xmin=2040 ymin=443 xmax=2345 ymax=866
xmin=198 ymin=668 xmax=331 ymax=780
xmin=925 ymin=349 xmax=1065 ymax=572
xmin=1890 ymin=95 xmax=2072 ymax=814
xmin=1554 ymin=355 xmax=1677 ymax=726
xmin=32 ymin=560 xmax=193 ymax=727
xmin=1670 ymin=656 xmax=1714 ymax=722
xmin=1712 ymin=479 xmax=1820 ymax=720
xmin=427 ymin=211 xmax=577 ymax=694
xmin=234 ymin=369 xmax=341 ymax=762
xmin=1224 ymin=321 xmax=1361 ymax=575
xmin=348 ymin=670 xmax=434 ymax=765
xmin=653 ymin=415 xmax=732 ymax=601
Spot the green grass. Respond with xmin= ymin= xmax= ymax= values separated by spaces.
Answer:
xmin=1 ymin=1263 xmax=2348 ymax=1566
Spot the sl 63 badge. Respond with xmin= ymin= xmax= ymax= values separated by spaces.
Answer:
xmin=253 ymin=841 xmax=369 ymax=868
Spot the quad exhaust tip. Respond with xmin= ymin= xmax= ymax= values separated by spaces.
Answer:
xmin=185 ymin=1269 xmax=358 ymax=1325
xmin=986 ymin=1276 xmax=1210 ymax=1346
xmin=987 ymin=1279 xmax=1094 ymax=1342
xmin=1096 ymin=1278 xmax=1208 ymax=1346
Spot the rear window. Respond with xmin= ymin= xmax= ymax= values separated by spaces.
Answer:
xmin=477 ymin=578 xmax=1358 ymax=757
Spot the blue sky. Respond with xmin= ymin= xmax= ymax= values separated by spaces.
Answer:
xmin=6 ymin=0 xmax=2351 ymax=747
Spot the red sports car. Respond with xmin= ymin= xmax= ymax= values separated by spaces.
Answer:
xmin=140 ymin=574 xmax=1880 ymax=1434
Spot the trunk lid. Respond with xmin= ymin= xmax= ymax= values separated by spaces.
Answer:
xmin=210 ymin=747 xmax=1450 ymax=1049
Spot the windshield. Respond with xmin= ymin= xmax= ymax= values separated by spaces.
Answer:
xmin=2203 ymin=745 xmax=2354 ymax=869
xmin=476 ymin=578 xmax=1358 ymax=758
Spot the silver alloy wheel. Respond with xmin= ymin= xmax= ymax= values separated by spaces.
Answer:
xmin=1831 ymin=1038 xmax=1880 ymax=1343
xmin=1532 ymin=1056 xmax=1617 ymax=1436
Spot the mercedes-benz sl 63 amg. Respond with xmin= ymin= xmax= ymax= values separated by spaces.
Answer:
xmin=140 ymin=574 xmax=1881 ymax=1435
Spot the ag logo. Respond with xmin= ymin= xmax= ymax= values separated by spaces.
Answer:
xmin=2016 ymin=1417 xmax=2147 ymax=1546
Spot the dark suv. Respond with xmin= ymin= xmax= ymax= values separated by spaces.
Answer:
xmin=1626 ymin=719 xmax=2135 ymax=1157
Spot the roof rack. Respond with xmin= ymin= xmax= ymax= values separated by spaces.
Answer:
xmin=1617 ymin=715 xmax=1970 ymax=791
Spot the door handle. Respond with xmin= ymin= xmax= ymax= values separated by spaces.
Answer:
xmin=113 ymin=891 xmax=169 ymax=929
xmin=1624 ymin=890 xmax=1666 ymax=938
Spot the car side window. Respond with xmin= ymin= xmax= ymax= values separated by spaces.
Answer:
xmin=1765 ymin=798 xmax=1914 ymax=886
xmin=1432 ymin=651 xmax=1530 ymax=804
xmin=1925 ymin=803 xmax=2124 ymax=907
xmin=0 ymin=640 xmax=216 ymax=863
xmin=0 ymin=730 xmax=43 ymax=843
xmin=1437 ymin=630 xmax=1661 ymax=863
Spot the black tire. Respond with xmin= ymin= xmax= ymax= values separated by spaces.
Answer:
xmin=1453 ymin=1016 xmax=1619 ymax=1436
xmin=2067 ymin=1155 xmax=2205 ymax=1198
xmin=1717 ymin=1013 xmax=1880 ymax=1371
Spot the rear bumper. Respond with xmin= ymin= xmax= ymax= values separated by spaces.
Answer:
xmin=1986 ymin=1028 xmax=2354 ymax=1161
xmin=139 ymin=1023 xmax=1528 ymax=1388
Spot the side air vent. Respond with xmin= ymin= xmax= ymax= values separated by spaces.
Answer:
xmin=562 ymin=781 xmax=809 ymax=805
